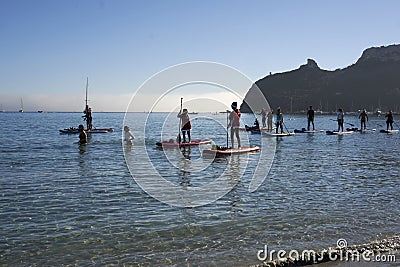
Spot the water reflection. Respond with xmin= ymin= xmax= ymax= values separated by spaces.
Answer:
xmin=180 ymin=146 xmax=191 ymax=160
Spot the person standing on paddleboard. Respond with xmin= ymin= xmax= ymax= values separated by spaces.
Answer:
xmin=82 ymin=105 xmax=93 ymax=130
xmin=307 ymin=106 xmax=315 ymax=131
xmin=275 ymin=108 xmax=284 ymax=133
xmin=267 ymin=109 xmax=273 ymax=131
xmin=385 ymin=110 xmax=394 ymax=131
xmin=228 ymin=102 xmax=241 ymax=148
xmin=259 ymin=108 xmax=267 ymax=128
xmin=177 ymin=108 xmax=191 ymax=143
xmin=359 ymin=109 xmax=368 ymax=130
xmin=337 ymin=108 xmax=344 ymax=132
xmin=78 ymin=124 xmax=87 ymax=144
xmin=123 ymin=125 xmax=135 ymax=145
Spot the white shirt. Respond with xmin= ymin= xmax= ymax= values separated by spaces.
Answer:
xmin=124 ymin=130 xmax=134 ymax=141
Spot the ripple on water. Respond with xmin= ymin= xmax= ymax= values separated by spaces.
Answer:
xmin=0 ymin=113 xmax=399 ymax=266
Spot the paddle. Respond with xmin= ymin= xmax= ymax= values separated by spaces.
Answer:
xmin=226 ymin=110 xmax=229 ymax=148
xmin=177 ymin=97 xmax=183 ymax=144
xmin=283 ymin=122 xmax=290 ymax=133
xmin=330 ymin=119 xmax=355 ymax=127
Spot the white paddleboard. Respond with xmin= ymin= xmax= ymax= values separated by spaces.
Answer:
xmin=326 ymin=130 xmax=354 ymax=135
xmin=262 ymin=131 xmax=295 ymax=137
xmin=380 ymin=129 xmax=399 ymax=134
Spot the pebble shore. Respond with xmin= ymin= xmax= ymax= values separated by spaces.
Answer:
xmin=253 ymin=235 xmax=400 ymax=267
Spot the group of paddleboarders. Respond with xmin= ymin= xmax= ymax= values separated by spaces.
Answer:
xmin=258 ymin=108 xmax=273 ymax=131
xmin=311 ymin=107 xmax=395 ymax=132
xmin=175 ymin=102 xmax=242 ymax=149
xmin=80 ymin=100 xmax=396 ymax=147
xmin=256 ymin=105 xmax=396 ymax=134
xmin=337 ymin=108 xmax=394 ymax=132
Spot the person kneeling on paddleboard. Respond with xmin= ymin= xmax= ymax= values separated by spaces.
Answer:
xmin=275 ymin=108 xmax=284 ymax=134
xmin=228 ymin=102 xmax=241 ymax=149
xmin=177 ymin=108 xmax=191 ymax=143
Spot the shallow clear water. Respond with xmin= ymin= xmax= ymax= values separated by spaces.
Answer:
xmin=0 ymin=112 xmax=399 ymax=266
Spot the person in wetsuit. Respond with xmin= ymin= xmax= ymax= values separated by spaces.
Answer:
xmin=385 ymin=110 xmax=394 ymax=131
xmin=82 ymin=105 xmax=93 ymax=130
xmin=307 ymin=106 xmax=315 ymax=131
xmin=337 ymin=108 xmax=344 ymax=132
xmin=359 ymin=109 xmax=368 ymax=130
xmin=275 ymin=108 xmax=284 ymax=134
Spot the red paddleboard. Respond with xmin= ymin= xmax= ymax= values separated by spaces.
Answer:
xmin=202 ymin=146 xmax=260 ymax=157
xmin=156 ymin=139 xmax=212 ymax=147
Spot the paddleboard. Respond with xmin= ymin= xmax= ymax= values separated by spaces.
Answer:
xmin=359 ymin=129 xmax=376 ymax=133
xmin=59 ymin=128 xmax=113 ymax=134
xmin=294 ymin=129 xmax=324 ymax=133
xmin=326 ymin=130 xmax=354 ymax=135
xmin=262 ymin=131 xmax=295 ymax=137
xmin=380 ymin=129 xmax=399 ymax=134
xmin=156 ymin=139 xmax=212 ymax=147
xmin=202 ymin=145 xmax=260 ymax=156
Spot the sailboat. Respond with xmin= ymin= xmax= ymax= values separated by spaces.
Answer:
xmin=19 ymin=98 xmax=23 ymax=112
xmin=59 ymin=77 xmax=114 ymax=134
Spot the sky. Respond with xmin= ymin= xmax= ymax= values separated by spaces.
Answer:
xmin=0 ymin=0 xmax=399 ymax=112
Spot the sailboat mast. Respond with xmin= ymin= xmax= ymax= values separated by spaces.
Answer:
xmin=19 ymin=98 xmax=24 ymax=112
xmin=85 ymin=77 xmax=89 ymax=107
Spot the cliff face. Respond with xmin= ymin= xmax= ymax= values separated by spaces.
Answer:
xmin=241 ymin=44 xmax=400 ymax=113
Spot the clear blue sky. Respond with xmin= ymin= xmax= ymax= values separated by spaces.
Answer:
xmin=0 ymin=0 xmax=399 ymax=111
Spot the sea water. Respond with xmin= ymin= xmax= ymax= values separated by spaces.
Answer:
xmin=0 ymin=112 xmax=399 ymax=266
